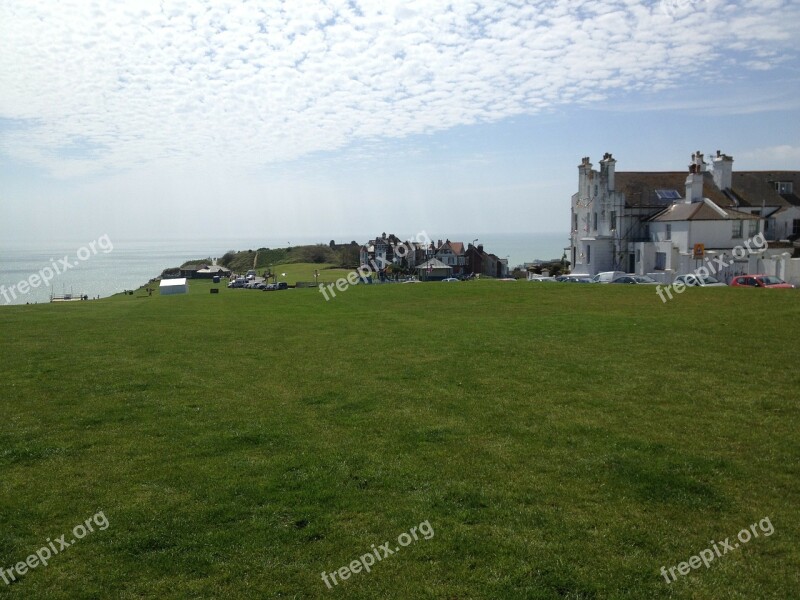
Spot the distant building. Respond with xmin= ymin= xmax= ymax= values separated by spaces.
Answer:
xmin=416 ymin=258 xmax=453 ymax=281
xmin=179 ymin=264 xmax=231 ymax=279
xmin=464 ymin=243 xmax=509 ymax=278
xmin=434 ymin=240 xmax=466 ymax=274
xmin=569 ymin=151 xmax=799 ymax=281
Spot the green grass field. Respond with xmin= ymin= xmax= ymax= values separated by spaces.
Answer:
xmin=1 ymin=276 xmax=798 ymax=598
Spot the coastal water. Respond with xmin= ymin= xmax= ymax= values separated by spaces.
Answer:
xmin=0 ymin=232 xmax=568 ymax=306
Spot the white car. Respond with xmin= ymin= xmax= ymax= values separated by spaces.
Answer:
xmin=591 ymin=271 xmax=627 ymax=283
xmin=441 ymin=277 xmax=459 ymax=282
xmin=674 ymin=274 xmax=726 ymax=287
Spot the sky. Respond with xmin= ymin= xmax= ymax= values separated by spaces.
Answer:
xmin=1 ymin=0 xmax=799 ymax=244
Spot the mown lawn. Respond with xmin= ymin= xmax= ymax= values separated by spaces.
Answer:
xmin=0 ymin=280 xmax=798 ymax=599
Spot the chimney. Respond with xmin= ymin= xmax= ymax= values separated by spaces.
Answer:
xmin=712 ymin=150 xmax=733 ymax=190
xmin=685 ymin=162 xmax=704 ymax=203
xmin=578 ymin=156 xmax=593 ymax=197
xmin=437 ymin=239 xmax=442 ymax=248
xmin=600 ymin=152 xmax=616 ymax=191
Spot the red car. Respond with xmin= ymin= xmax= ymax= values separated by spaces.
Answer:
xmin=729 ymin=275 xmax=795 ymax=288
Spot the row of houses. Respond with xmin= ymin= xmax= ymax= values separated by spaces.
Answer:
xmin=359 ymin=235 xmax=510 ymax=280
xmin=569 ymin=151 xmax=800 ymax=284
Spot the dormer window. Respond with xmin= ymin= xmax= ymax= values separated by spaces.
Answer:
xmin=775 ymin=181 xmax=793 ymax=195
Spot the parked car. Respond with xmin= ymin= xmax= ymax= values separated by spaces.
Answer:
xmin=276 ymin=282 xmax=288 ymax=290
xmin=729 ymin=275 xmax=794 ymax=288
xmin=528 ymin=276 xmax=556 ymax=282
xmin=556 ymin=275 xmax=592 ymax=283
xmin=246 ymin=270 xmax=257 ymax=280
xmin=591 ymin=271 xmax=626 ymax=284
xmin=262 ymin=283 xmax=276 ymax=291
xmin=441 ymin=277 xmax=459 ymax=282
xmin=674 ymin=274 xmax=726 ymax=287
xmin=610 ymin=275 xmax=659 ymax=284
xmin=228 ymin=277 xmax=246 ymax=288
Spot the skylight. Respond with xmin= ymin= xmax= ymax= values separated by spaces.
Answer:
xmin=655 ymin=189 xmax=682 ymax=200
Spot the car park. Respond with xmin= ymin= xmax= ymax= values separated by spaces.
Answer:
xmin=610 ymin=275 xmax=659 ymax=284
xmin=674 ymin=274 xmax=726 ymax=287
xmin=729 ymin=275 xmax=794 ymax=288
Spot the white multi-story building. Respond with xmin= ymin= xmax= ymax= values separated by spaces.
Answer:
xmin=569 ymin=151 xmax=800 ymax=281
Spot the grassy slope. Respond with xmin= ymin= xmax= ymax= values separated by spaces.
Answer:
xmin=258 ymin=263 xmax=356 ymax=285
xmin=0 ymin=282 xmax=798 ymax=599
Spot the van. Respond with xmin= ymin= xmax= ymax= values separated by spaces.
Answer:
xmin=591 ymin=271 xmax=627 ymax=284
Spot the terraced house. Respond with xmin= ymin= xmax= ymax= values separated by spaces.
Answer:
xmin=570 ymin=151 xmax=800 ymax=282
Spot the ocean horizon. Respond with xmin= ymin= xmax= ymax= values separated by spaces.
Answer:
xmin=0 ymin=232 xmax=568 ymax=306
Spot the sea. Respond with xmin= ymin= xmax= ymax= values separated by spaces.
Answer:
xmin=0 ymin=232 xmax=568 ymax=306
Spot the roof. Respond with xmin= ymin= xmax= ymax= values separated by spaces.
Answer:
xmin=615 ymin=172 xmax=732 ymax=208
xmin=416 ymin=258 xmax=452 ymax=270
xmin=160 ymin=278 xmax=187 ymax=287
xmin=650 ymin=198 xmax=760 ymax=222
xmin=197 ymin=265 xmax=230 ymax=274
xmin=729 ymin=172 xmax=800 ymax=208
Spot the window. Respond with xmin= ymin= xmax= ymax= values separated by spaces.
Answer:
xmin=793 ymin=220 xmax=800 ymax=237
xmin=573 ymin=212 xmax=578 ymax=231
xmin=655 ymin=189 xmax=681 ymax=200
xmin=593 ymin=213 xmax=598 ymax=231
xmin=665 ymin=224 xmax=671 ymax=241
xmin=748 ymin=220 xmax=758 ymax=237
xmin=610 ymin=211 xmax=617 ymax=230
xmin=636 ymin=249 xmax=641 ymax=263
xmin=775 ymin=182 xmax=794 ymax=195
xmin=655 ymin=252 xmax=666 ymax=270
xmin=586 ymin=245 xmax=591 ymax=264
xmin=732 ymin=220 xmax=743 ymax=238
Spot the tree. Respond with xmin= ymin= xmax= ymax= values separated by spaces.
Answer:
xmin=220 ymin=250 xmax=236 ymax=266
xmin=329 ymin=239 xmax=336 ymax=248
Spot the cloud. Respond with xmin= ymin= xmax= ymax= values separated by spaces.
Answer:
xmin=0 ymin=0 xmax=798 ymax=177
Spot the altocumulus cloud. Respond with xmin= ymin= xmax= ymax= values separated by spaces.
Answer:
xmin=0 ymin=0 xmax=797 ymax=177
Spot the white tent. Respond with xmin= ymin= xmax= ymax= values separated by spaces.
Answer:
xmin=159 ymin=278 xmax=188 ymax=295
